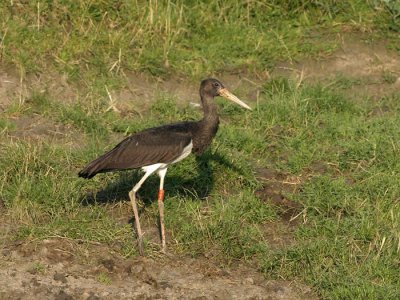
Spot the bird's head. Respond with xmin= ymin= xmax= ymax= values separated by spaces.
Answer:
xmin=200 ymin=78 xmax=252 ymax=110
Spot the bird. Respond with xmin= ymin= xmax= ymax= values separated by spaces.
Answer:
xmin=78 ymin=78 xmax=251 ymax=255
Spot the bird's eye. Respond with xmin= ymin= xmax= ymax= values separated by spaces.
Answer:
xmin=213 ymin=82 xmax=220 ymax=88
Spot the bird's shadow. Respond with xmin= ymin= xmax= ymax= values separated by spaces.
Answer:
xmin=80 ymin=151 xmax=242 ymax=208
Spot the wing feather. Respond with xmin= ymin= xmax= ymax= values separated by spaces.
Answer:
xmin=78 ymin=124 xmax=193 ymax=178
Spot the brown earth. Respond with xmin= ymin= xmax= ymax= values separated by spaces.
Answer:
xmin=1 ymin=35 xmax=400 ymax=299
xmin=0 ymin=238 xmax=315 ymax=300
xmin=274 ymin=34 xmax=400 ymax=100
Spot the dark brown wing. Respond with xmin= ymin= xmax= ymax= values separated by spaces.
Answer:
xmin=78 ymin=123 xmax=194 ymax=178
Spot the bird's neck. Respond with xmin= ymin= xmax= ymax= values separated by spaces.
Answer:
xmin=198 ymin=94 xmax=219 ymax=143
xmin=200 ymin=94 xmax=219 ymax=123
xmin=190 ymin=93 xmax=220 ymax=155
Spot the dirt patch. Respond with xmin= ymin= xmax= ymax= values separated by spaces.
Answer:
xmin=110 ymin=71 xmax=263 ymax=116
xmin=108 ymin=72 xmax=200 ymax=116
xmin=255 ymin=167 xmax=303 ymax=222
xmin=26 ymin=71 xmax=78 ymax=105
xmin=274 ymin=35 xmax=400 ymax=99
xmin=7 ymin=115 xmax=71 ymax=141
xmin=0 ymin=65 xmax=261 ymax=118
xmin=0 ymin=66 xmax=79 ymax=112
xmin=0 ymin=114 xmax=87 ymax=150
xmin=255 ymin=160 xmax=342 ymax=221
xmin=254 ymin=167 xmax=305 ymax=253
xmin=0 ymin=238 xmax=317 ymax=300
xmin=261 ymin=220 xmax=299 ymax=251
xmin=0 ymin=67 xmax=25 ymax=110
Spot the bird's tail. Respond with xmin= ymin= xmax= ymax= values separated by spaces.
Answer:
xmin=78 ymin=151 xmax=114 ymax=179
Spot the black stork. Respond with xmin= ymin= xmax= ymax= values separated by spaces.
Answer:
xmin=78 ymin=78 xmax=251 ymax=255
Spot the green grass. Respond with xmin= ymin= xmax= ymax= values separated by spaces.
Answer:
xmin=96 ymin=272 xmax=112 ymax=285
xmin=0 ymin=118 xmax=15 ymax=132
xmin=1 ymin=0 xmax=398 ymax=95
xmin=1 ymin=1 xmax=400 ymax=299
xmin=2 ymin=78 xmax=400 ymax=298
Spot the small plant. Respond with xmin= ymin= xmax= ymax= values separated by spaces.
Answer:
xmin=0 ymin=118 xmax=15 ymax=131
xmin=382 ymin=71 xmax=397 ymax=84
xmin=381 ymin=0 xmax=400 ymax=19
xmin=96 ymin=272 xmax=112 ymax=285
xmin=28 ymin=262 xmax=46 ymax=275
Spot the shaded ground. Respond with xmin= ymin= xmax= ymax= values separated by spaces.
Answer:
xmin=1 ymin=35 xmax=400 ymax=299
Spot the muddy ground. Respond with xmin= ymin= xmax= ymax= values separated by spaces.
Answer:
xmin=1 ymin=36 xmax=400 ymax=299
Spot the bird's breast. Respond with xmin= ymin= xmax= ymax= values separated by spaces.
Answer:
xmin=192 ymin=121 xmax=219 ymax=155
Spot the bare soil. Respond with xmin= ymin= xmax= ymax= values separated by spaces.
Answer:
xmin=1 ymin=35 xmax=400 ymax=299
xmin=0 ymin=238 xmax=315 ymax=300
xmin=274 ymin=34 xmax=400 ymax=100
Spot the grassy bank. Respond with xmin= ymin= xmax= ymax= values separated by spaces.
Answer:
xmin=1 ymin=1 xmax=398 ymax=87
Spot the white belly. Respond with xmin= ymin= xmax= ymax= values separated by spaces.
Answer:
xmin=171 ymin=140 xmax=193 ymax=164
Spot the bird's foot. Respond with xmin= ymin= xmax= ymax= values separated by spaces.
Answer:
xmin=160 ymin=248 xmax=174 ymax=259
